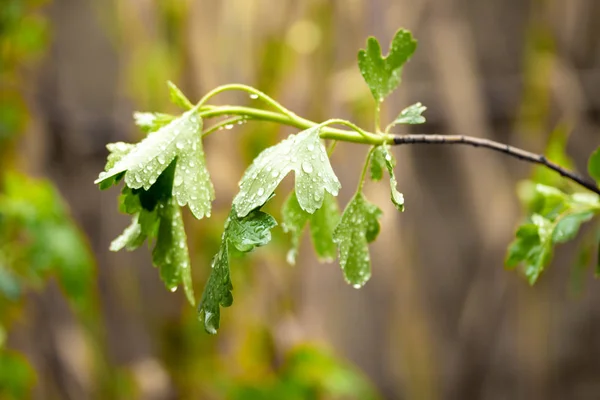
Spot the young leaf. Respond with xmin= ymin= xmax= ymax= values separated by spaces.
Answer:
xmin=233 ymin=125 xmax=341 ymax=217
xmin=95 ymin=109 xmax=215 ymax=219
xmin=133 ymin=112 xmax=176 ymax=133
xmin=333 ymin=193 xmax=382 ymax=288
xmin=552 ymin=211 xmax=595 ymax=243
xmin=168 ymin=81 xmax=194 ymax=110
xmin=282 ymin=190 xmax=340 ymax=264
xmin=198 ymin=206 xmax=277 ymax=334
xmin=370 ymin=145 xmax=404 ymax=211
xmin=357 ymin=29 xmax=417 ymax=102
xmin=391 ymin=102 xmax=426 ymax=126
xmin=589 ymin=147 xmax=600 ymax=184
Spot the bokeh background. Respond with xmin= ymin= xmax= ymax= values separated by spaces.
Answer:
xmin=2 ymin=0 xmax=600 ymax=399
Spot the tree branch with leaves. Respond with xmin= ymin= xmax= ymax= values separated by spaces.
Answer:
xmin=95 ymin=28 xmax=600 ymax=334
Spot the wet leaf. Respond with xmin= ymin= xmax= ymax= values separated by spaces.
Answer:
xmin=95 ymin=109 xmax=215 ymax=219
xmin=357 ymin=29 xmax=417 ymax=102
xmin=370 ymin=145 xmax=404 ymax=211
xmin=282 ymin=190 xmax=340 ymax=264
xmin=333 ymin=193 xmax=382 ymax=287
xmin=133 ymin=112 xmax=176 ymax=133
xmin=390 ymin=102 xmax=426 ymax=126
xmin=198 ymin=206 xmax=277 ymax=334
xmin=233 ymin=125 xmax=341 ymax=217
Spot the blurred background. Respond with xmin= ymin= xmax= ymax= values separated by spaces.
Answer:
xmin=2 ymin=0 xmax=600 ymax=399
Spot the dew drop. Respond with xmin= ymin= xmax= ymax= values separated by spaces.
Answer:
xmin=170 ymin=286 xmax=178 ymax=292
xmin=225 ymin=124 xmax=234 ymax=130
xmin=257 ymin=187 xmax=265 ymax=196
xmin=301 ymin=162 xmax=313 ymax=174
xmin=353 ymin=284 xmax=362 ymax=289
xmin=176 ymin=141 xmax=185 ymax=149
xmin=249 ymin=93 xmax=259 ymax=99
xmin=307 ymin=143 xmax=315 ymax=151
xmin=158 ymin=156 xmax=165 ymax=165
xmin=271 ymin=170 xmax=279 ymax=178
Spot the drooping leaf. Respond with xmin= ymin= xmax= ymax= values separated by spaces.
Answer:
xmin=282 ymin=190 xmax=340 ymax=264
xmin=167 ymin=81 xmax=194 ymax=110
xmin=233 ymin=125 xmax=341 ymax=217
xmin=133 ymin=112 xmax=176 ymax=133
xmin=95 ymin=109 xmax=215 ymax=219
xmin=390 ymin=102 xmax=426 ymax=127
xmin=333 ymin=193 xmax=382 ymax=287
xmin=152 ymin=198 xmax=195 ymax=305
xmin=198 ymin=206 xmax=277 ymax=334
xmin=370 ymin=145 xmax=404 ymax=211
xmin=357 ymin=29 xmax=417 ymax=102
xmin=589 ymin=147 xmax=600 ymax=184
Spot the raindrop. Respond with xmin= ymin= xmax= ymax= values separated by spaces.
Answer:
xmin=170 ymin=286 xmax=178 ymax=293
xmin=385 ymin=153 xmax=392 ymax=161
xmin=158 ymin=155 xmax=165 ymax=165
xmin=307 ymin=143 xmax=315 ymax=151
xmin=271 ymin=170 xmax=279 ymax=178
xmin=225 ymin=124 xmax=234 ymax=130
xmin=176 ymin=141 xmax=185 ymax=149
xmin=301 ymin=162 xmax=313 ymax=174
xmin=257 ymin=188 xmax=265 ymax=196
xmin=249 ymin=93 xmax=259 ymax=99
xmin=353 ymin=283 xmax=361 ymax=289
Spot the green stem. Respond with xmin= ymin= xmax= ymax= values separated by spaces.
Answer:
xmin=195 ymin=83 xmax=297 ymax=119
xmin=202 ymin=116 xmax=246 ymax=137
xmin=198 ymin=106 xmax=386 ymax=145
xmin=357 ymin=146 xmax=376 ymax=192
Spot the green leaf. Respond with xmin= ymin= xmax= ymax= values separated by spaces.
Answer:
xmin=333 ymin=193 xmax=382 ymax=287
xmin=588 ymin=147 xmax=600 ymax=184
xmin=370 ymin=145 xmax=404 ymax=211
xmin=552 ymin=211 xmax=594 ymax=244
xmin=357 ymin=29 xmax=417 ymax=102
xmin=198 ymin=206 xmax=277 ymax=334
xmin=152 ymin=198 xmax=195 ymax=305
xmin=133 ymin=112 xmax=176 ymax=133
xmin=168 ymin=81 xmax=194 ymax=110
xmin=95 ymin=109 xmax=215 ymax=219
xmin=233 ymin=125 xmax=341 ymax=217
xmin=282 ymin=190 xmax=340 ymax=264
xmin=391 ymin=102 xmax=426 ymax=125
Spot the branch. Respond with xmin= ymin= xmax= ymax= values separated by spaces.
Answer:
xmin=391 ymin=134 xmax=600 ymax=195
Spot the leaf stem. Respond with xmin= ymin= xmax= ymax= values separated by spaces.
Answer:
xmin=195 ymin=102 xmax=600 ymax=196
xmin=195 ymin=83 xmax=297 ymax=119
xmin=357 ymin=147 xmax=376 ymax=192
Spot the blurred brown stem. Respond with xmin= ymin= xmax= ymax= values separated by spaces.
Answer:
xmin=391 ymin=134 xmax=600 ymax=195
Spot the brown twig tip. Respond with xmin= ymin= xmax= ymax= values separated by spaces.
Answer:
xmin=391 ymin=134 xmax=600 ymax=196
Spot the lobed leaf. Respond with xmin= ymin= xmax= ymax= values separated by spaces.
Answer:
xmin=281 ymin=190 xmax=340 ymax=264
xmin=357 ymin=29 xmax=417 ymax=102
xmin=233 ymin=125 xmax=341 ymax=217
xmin=198 ymin=206 xmax=277 ymax=334
xmin=333 ymin=193 xmax=382 ymax=288
xmin=370 ymin=145 xmax=404 ymax=211
xmin=95 ymin=109 xmax=215 ymax=219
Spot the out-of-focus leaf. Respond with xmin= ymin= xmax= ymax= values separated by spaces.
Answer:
xmin=233 ymin=125 xmax=340 ymax=217
xmin=390 ymin=102 xmax=426 ymax=126
xmin=167 ymin=81 xmax=193 ymax=110
xmin=0 ymin=350 xmax=35 ymax=400
xmin=281 ymin=191 xmax=339 ymax=264
xmin=588 ymin=147 xmax=600 ymax=184
xmin=357 ymin=29 xmax=417 ymax=102
xmin=133 ymin=112 xmax=176 ymax=134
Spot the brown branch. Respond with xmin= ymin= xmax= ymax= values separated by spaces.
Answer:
xmin=391 ymin=134 xmax=600 ymax=195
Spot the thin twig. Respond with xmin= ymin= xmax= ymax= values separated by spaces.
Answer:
xmin=391 ymin=134 xmax=600 ymax=195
